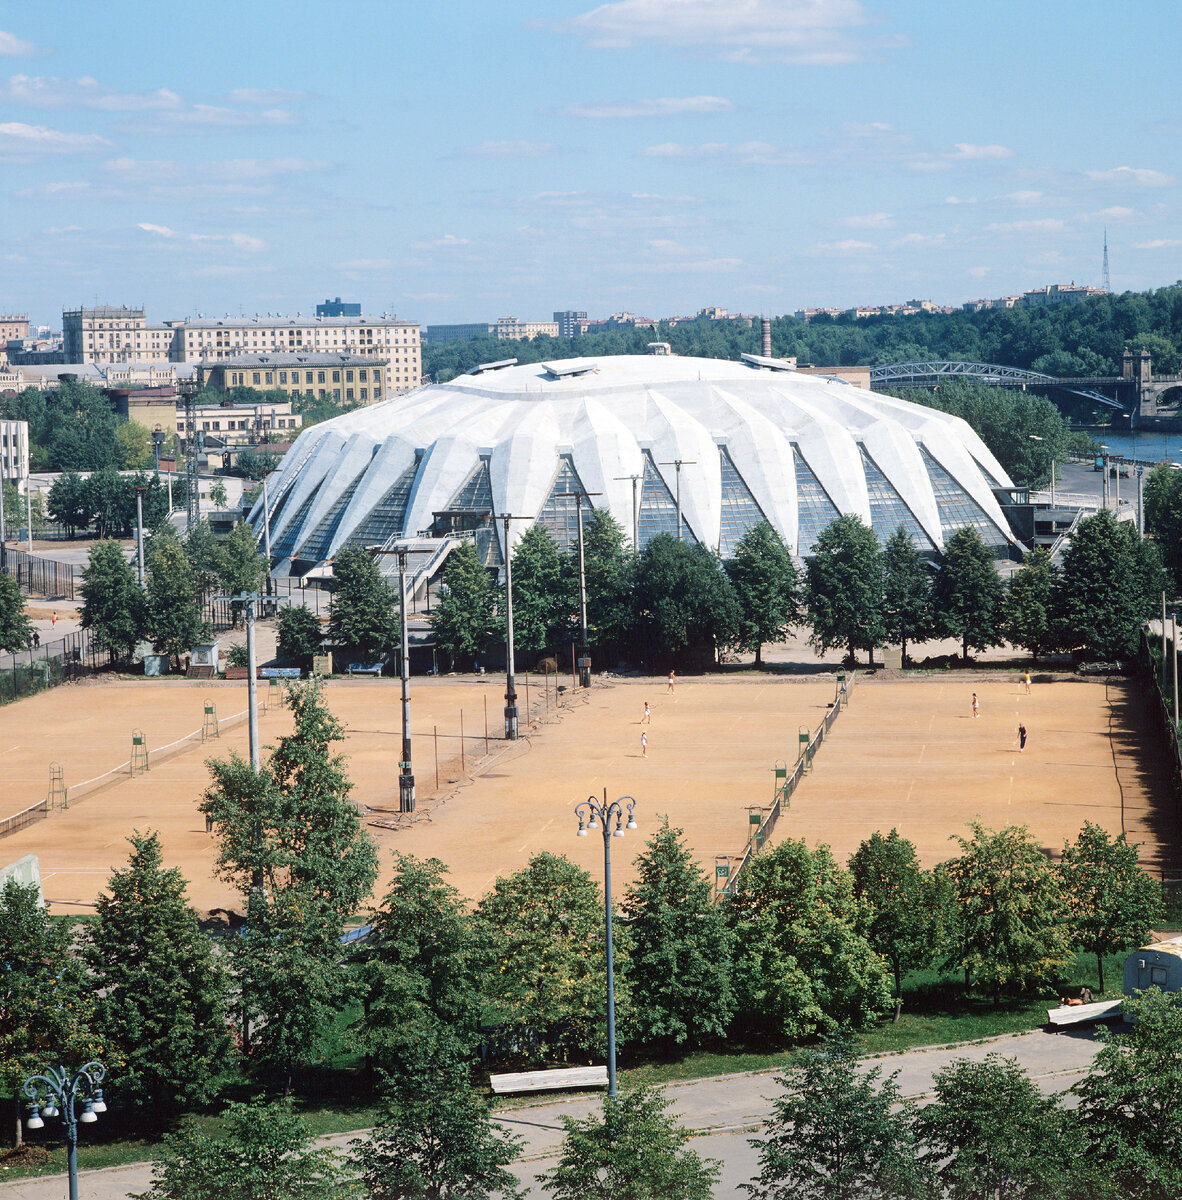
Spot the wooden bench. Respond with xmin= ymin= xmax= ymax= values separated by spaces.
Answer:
xmin=1046 ymin=999 xmax=1125 ymax=1027
xmin=489 ymin=1066 xmax=609 ymax=1095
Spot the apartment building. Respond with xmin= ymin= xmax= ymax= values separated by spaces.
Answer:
xmin=553 ymin=310 xmax=588 ymax=337
xmin=492 ymin=315 xmax=560 ymax=340
xmin=198 ymin=352 xmax=387 ymax=405
xmin=0 ymin=419 xmax=30 ymax=480
xmin=178 ymin=393 xmax=301 ymax=445
xmin=0 ymin=314 xmax=29 ymax=343
xmin=169 ymin=315 xmax=419 ymax=395
xmin=62 ymin=306 xmax=173 ymax=363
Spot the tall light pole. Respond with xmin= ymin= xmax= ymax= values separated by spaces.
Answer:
xmin=0 ymin=469 xmax=6 ymax=572
xmin=575 ymin=791 xmax=637 ymax=1098
xmin=1101 ymin=444 xmax=1110 ymax=510
xmin=553 ymin=490 xmax=602 ymax=688
xmin=134 ymin=486 xmax=147 ymax=586
xmin=613 ymin=472 xmax=642 ymax=551
xmin=369 ymin=546 xmax=415 ymax=812
xmin=261 ymin=475 xmax=273 ymax=595
xmin=658 ymin=459 xmax=695 ymax=540
xmin=1137 ymin=466 xmax=1145 ymax=536
xmin=23 ymin=1062 xmax=107 ymax=1200
xmin=152 ymin=424 xmax=166 ymax=477
xmin=499 ymin=515 xmax=532 ymax=740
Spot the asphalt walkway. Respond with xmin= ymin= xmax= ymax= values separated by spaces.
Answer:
xmin=0 ymin=1027 xmax=1104 ymax=1199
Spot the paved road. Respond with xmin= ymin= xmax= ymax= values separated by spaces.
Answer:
xmin=0 ymin=1028 xmax=1103 ymax=1199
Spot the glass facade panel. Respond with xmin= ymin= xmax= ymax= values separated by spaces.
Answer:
xmin=637 ymin=452 xmax=694 ymax=550
xmin=536 ymin=456 xmax=589 ymax=552
xmin=718 ymin=447 xmax=768 ymax=559
xmin=972 ymin=457 xmax=1005 ymax=490
xmin=343 ymin=462 xmax=418 ymax=548
xmin=297 ymin=474 xmax=364 ymax=561
xmin=920 ymin=446 xmax=1010 ymax=554
xmin=271 ymin=490 xmax=319 ymax=558
xmin=859 ymin=446 xmax=936 ymax=552
xmin=792 ymin=445 xmax=841 ymax=554
xmin=448 ymin=461 xmax=492 ymax=512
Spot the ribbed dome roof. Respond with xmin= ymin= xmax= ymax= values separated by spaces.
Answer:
xmin=253 ymin=354 xmax=1016 ymax=570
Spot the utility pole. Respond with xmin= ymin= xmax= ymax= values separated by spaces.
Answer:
xmin=261 ymin=475 xmax=273 ymax=595
xmin=368 ymin=546 xmax=415 ymax=812
xmin=0 ymin=471 xmax=6 ymax=571
xmin=658 ymin=459 xmax=696 ymax=540
xmin=182 ymin=383 xmax=200 ymax=531
xmin=553 ymin=490 xmax=602 ymax=687
xmin=613 ymin=472 xmax=642 ymax=551
xmin=217 ymin=590 xmax=261 ymax=768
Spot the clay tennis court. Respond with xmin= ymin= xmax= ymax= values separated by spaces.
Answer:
xmin=0 ymin=669 xmax=1175 ymax=911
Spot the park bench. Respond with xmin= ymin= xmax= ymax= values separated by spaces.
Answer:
xmin=259 ymin=666 xmax=301 ymax=679
xmin=1046 ymin=998 xmax=1125 ymax=1028
xmin=346 ymin=662 xmax=385 ymax=677
xmin=489 ymin=1066 xmax=609 ymax=1095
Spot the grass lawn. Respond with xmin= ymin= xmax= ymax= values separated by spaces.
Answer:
xmin=3 ymin=950 xmax=1129 ymax=1179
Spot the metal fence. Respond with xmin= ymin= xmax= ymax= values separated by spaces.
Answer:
xmin=715 ymin=671 xmax=858 ymax=901
xmin=0 ymin=546 xmax=77 ymax=599
xmin=0 ymin=800 xmax=48 ymax=841
xmin=0 ymin=630 xmax=101 ymax=707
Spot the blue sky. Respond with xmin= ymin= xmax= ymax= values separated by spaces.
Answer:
xmin=2 ymin=0 xmax=1180 ymax=329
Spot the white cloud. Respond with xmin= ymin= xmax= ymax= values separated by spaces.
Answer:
xmin=137 ymin=222 xmax=266 ymax=251
xmin=1095 ymin=205 xmax=1135 ymax=218
xmin=840 ymin=212 xmax=892 ymax=228
xmin=335 ymin=258 xmax=399 ymax=271
xmin=1003 ymin=190 xmax=1046 ymax=205
xmin=469 ymin=140 xmax=557 ymax=157
xmin=945 ymin=196 xmax=977 ymax=205
xmin=558 ymin=0 xmax=901 ymax=65
xmin=948 ymin=142 xmax=1014 ymax=160
xmin=0 ymin=75 xmax=182 ymax=111
xmin=1134 ymin=239 xmax=1182 ymax=250
xmin=227 ymin=87 xmax=307 ymax=105
xmin=138 ymin=104 xmax=296 ymax=130
xmin=43 ymin=224 xmax=82 ymax=234
xmin=968 ymin=266 xmax=990 ymax=278
xmin=103 ymin=156 xmax=326 ymax=182
xmin=563 ymin=95 xmax=732 ymax=118
xmin=890 ymin=232 xmax=945 ymax=247
xmin=643 ymin=140 xmax=804 ymax=165
xmin=0 ymin=30 xmax=35 ymax=56
xmin=812 ymin=238 xmax=874 ymax=253
xmin=986 ymin=218 xmax=1066 ymax=233
xmin=426 ymin=234 xmax=471 ymax=247
xmin=0 ymin=122 xmax=112 ymax=157
xmin=1086 ymin=166 xmax=1174 ymax=187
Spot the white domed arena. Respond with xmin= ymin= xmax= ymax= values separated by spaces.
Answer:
xmin=249 ymin=354 xmax=1017 ymax=579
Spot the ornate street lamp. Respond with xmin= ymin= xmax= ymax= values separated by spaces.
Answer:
xmin=575 ymin=791 xmax=637 ymax=1098
xmin=23 ymin=1061 xmax=107 ymax=1200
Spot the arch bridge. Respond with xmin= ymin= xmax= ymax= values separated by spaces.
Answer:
xmin=869 ymin=361 xmax=1128 ymax=411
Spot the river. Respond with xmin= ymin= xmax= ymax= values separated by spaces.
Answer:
xmin=1072 ymin=428 xmax=1182 ymax=462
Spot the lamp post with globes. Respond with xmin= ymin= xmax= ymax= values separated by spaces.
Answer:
xmin=23 ymin=1061 xmax=107 ymax=1200
xmin=575 ymin=790 xmax=637 ymax=1098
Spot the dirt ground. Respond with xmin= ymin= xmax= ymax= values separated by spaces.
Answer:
xmin=0 ymin=667 xmax=1176 ymax=912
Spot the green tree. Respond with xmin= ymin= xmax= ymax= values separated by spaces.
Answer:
xmin=631 ymin=533 xmax=739 ymax=666
xmin=359 ymin=854 xmax=483 ymax=1070
xmin=804 ymin=515 xmax=885 ymax=664
xmin=476 ymin=851 xmax=623 ymax=1060
xmin=80 ymin=539 xmax=145 ymax=664
xmin=510 ymin=523 xmax=571 ymax=655
xmin=931 ymin=527 xmax=1004 ymax=661
xmin=87 ymin=832 xmax=232 ymax=1117
xmin=84 ymin=467 xmax=135 ymax=538
xmin=328 ymin=546 xmax=397 ymax=662
xmin=116 ymin=420 xmax=156 ymax=470
xmin=724 ymin=520 xmax=800 ymax=666
xmin=276 ymin=606 xmax=323 ymax=665
xmin=209 ymin=479 xmax=229 ymax=510
xmin=942 ymin=822 xmax=1072 ymax=1003
xmin=351 ymin=1029 xmax=524 ymax=1200
xmin=47 ymin=470 xmax=92 ymax=537
xmin=218 ymin=522 xmax=268 ymax=598
xmin=622 ymin=818 xmax=735 ymax=1049
xmin=0 ymin=881 xmax=105 ymax=1146
xmin=1144 ymin=462 xmax=1182 ymax=592
xmin=146 ymin=526 xmax=209 ymax=668
xmin=580 ymin=507 xmax=632 ymax=657
xmin=727 ymin=838 xmax=892 ymax=1039
xmin=881 ymin=526 xmax=931 ymax=664
xmin=1073 ymin=988 xmax=1182 ymax=1200
xmin=539 ymin=1085 xmax=719 ymax=1200
xmin=430 ymin=540 xmax=498 ymax=670
xmin=917 ymin=1054 xmax=1076 ymax=1200
xmin=184 ymin=517 xmax=224 ymax=605
xmin=1056 ymin=507 xmax=1163 ymax=660
xmin=0 ymin=574 xmax=33 ymax=653
xmin=746 ymin=1034 xmax=928 ymax=1200
xmin=848 ymin=829 xmax=933 ymax=1003
xmin=1004 ymin=546 xmax=1058 ymax=659
xmin=1059 ymin=822 xmax=1163 ymax=994
xmin=133 ymin=1099 xmax=355 ymax=1200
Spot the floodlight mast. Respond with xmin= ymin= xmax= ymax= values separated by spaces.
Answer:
xmin=552 ymin=490 xmax=602 ymax=688
xmin=369 ymin=546 xmax=415 ymax=812
xmin=613 ymin=473 xmax=642 ymax=551
xmin=499 ymin=515 xmax=533 ymax=739
xmin=658 ymin=459 xmax=696 ymax=541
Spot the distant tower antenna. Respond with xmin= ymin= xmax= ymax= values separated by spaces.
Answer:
xmin=1102 ymin=229 xmax=1111 ymax=293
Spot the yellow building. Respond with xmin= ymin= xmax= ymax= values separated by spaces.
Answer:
xmin=198 ymin=352 xmax=389 ymax=405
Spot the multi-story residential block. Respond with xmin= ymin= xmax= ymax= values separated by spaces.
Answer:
xmin=0 ymin=419 xmax=30 ymax=480
xmin=553 ymin=310 xmax=588 ymax=337
xmin=492 ymin=315 xmax=560 ymax=340
xmin=423 ymin=322 xmax=494 ymax=344
xmin=0 ymin=314 xmax=29 ymax=343
xmin=62 ymin=305 xmax=173 ymax=363
xmin=316 ymin=297 xmax=361 ymax=317
xmin=170 ymin=315 xmax=419 ymax=395
xmin=1021 ymin=283 xmax=1106 ymax=309
xmin=177 ymin=391 xmax=301 ymax=445
xmin=197 ymin=352 xmax=388 ymax=405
